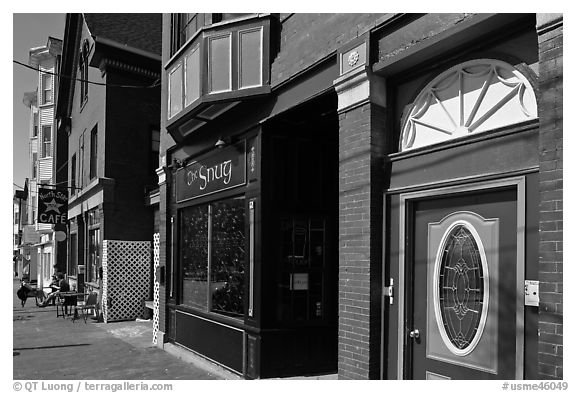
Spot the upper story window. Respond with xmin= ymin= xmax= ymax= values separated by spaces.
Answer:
xmin=79 ymin=40 xmax=90 ymax=105
xmin=171 ymin=14 xmax=206 ymax=57
xmin=31 ymin=153 xmax=38 ymax=179
xmin=150 ymin=129 xmax=160 ymax=174
xmin=33 ymin=112 xmax=38 ymax=137
xmin=31 ymin=196 xmax=36 ymax=224
xmin=41 ymin=125 xmax=52 ymax=158
xmin=170 ymin=14 xmax=255 ymax=57
xmin=89 ymin=126 xmax=98 ymax=180
xmin=213 ymin=13 xmax=252 ymax=23
xmin=41 ymin=73 xmax=53 ymax=105
xmin=399 ymin=59 xmax=538 ymax=151
xmin=70 ymin=154 xmax=77 ymax=195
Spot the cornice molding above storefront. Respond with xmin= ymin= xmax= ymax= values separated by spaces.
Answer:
xmin=67 ymin=177 xmax=115 ymax=218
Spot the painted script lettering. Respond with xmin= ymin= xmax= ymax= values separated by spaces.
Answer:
xmin=186 ymin=160 xmax=232 ymax=190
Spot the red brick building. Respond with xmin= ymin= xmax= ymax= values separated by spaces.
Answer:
xmin=56 ymin=14 xmax=162 ymax=317
xmin=156 ymin=13 xmax=563 ymax=379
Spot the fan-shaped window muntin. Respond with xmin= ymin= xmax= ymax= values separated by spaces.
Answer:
xmin=400 ymin=59 xmax=537 ymax=151
xmin=433 ymin=220 xmax=489 ymax=356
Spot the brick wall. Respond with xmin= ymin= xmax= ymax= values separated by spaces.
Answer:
xmin=273 ymin=14 xmax=390 ymax=87
xmin=338 ymin=101 xmax=385 ymax=379
xmin=536 ymin=14 xmax=563 ymax=380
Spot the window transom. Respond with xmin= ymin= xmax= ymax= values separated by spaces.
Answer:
xmin=400 ymin=59 xmax=537 ymax=151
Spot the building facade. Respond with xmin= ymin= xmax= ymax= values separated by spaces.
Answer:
xmin=55 ymin=14 xmax=162 ymax=315
xmin=155 ymin=13 xmax=562 ymax=380
xmin=13 ymin=196 xmax=23 ymax=276
xmin=20 ymin=37 xmax=62 ymax=289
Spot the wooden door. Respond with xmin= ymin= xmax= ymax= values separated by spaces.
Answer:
xmin=408 ymin=188 xmax=518 ymax=379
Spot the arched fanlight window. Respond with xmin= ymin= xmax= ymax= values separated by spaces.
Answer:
xmin=399 ymin=59 xmax=537 ymax=151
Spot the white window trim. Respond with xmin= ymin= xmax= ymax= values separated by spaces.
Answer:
xmin=207 ymin=32 xmax=233 ymax=94
xmin=238 ymin=26 xmax=263 ymax=90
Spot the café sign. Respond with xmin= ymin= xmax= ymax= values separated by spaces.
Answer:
xmin=37 ymin=187 xmax=68 ymax=224
xmin=176 ymin=141 xmax=246 ymax=202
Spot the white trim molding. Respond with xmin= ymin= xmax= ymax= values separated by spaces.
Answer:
xmin=333 ymin=66 xmax=386 ymax=113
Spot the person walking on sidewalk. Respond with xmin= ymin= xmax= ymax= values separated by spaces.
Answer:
xmin=38 ymin=273 xmax=70 ymax=307
xmin=16 ymin=280 xmax=32 ymax=307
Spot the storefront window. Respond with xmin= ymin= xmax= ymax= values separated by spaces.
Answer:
xmin=88 ymin=228 xmax=100 ymax=283
xmin=181 ymin=205 xmax=209 ymax=309
xmin=68 ymin=233 xmax=77 ymax=276
xmin=180 ymin=197 xmax=246 ymax=318
xmin=210 ymin=198 xmax=245 ymax=317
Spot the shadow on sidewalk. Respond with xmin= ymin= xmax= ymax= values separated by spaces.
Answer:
xmin=14 ymin=343 xmax=92 ymax=351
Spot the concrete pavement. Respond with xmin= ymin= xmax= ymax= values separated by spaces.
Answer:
xmin=12 ymin=279 xmax=238 ymax=380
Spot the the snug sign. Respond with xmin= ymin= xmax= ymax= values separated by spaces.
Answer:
xmin=176 ymin=142 xmax=246 ymax=202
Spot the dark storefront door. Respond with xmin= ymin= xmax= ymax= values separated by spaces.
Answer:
xmin=407 ymin=188 xmax=519 ymax=379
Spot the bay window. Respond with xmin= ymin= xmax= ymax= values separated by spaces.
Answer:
xmin=166 ymin=14 xmax=271 ymax=141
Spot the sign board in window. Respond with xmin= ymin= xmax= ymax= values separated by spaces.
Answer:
xmin=37 ymin=187 xmax=68 ymax=225
xmin=176 ymin=141 xmax=246 ymax=202
xmin=291 ymin=273 xmax=309 ymax=291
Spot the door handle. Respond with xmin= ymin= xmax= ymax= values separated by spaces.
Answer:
xmin=409 ymin=329 xmax=420 ymax=339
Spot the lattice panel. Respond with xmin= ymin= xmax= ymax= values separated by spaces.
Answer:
xmin=102 ymin=240 xmax=151 ymax=323
xmin=152 ymin=233 xmax=160 ymax=345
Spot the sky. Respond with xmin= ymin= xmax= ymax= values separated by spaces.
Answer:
xmin=12 ymin=13 xmax=65 ymax=193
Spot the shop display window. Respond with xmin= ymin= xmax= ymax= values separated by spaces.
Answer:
xmin=181 ymin=205 xmax=209 ymax=309
xmin=180 ymin=196 xmax=246 ymax=318
xmin=87 ymin=228 xmax=100 ymax=283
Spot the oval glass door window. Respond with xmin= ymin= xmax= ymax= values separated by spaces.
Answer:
xmin=434 ymin=222 xmax=489 ymax=356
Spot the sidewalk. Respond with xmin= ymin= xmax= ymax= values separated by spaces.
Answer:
xmin=12 ymin=279 xmax=238 ymax=380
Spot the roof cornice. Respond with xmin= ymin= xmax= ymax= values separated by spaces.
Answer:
xmin=93 ymin=36 xmax=161 ymax=62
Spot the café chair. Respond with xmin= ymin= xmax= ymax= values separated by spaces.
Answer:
xmin=74 ymin=292 xmax=98 ymax=324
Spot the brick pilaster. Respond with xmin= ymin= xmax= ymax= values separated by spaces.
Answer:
xmin=536 ymin=13 xmax=563 ymax=380
xmin=335 ymin=67 xmax=386 ymax=379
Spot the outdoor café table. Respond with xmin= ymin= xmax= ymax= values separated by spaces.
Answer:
xmin=56 ymin=292 xmax=85 ymax=319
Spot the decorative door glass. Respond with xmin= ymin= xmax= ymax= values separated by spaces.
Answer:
xmin=437 ymin=224 xmax=485 ymax=354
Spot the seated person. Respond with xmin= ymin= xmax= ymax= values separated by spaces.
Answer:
xmin=49 ymin=275 xmax=59 ymax=291
xmin=38 ymin=273 xmax=70 ymax=307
